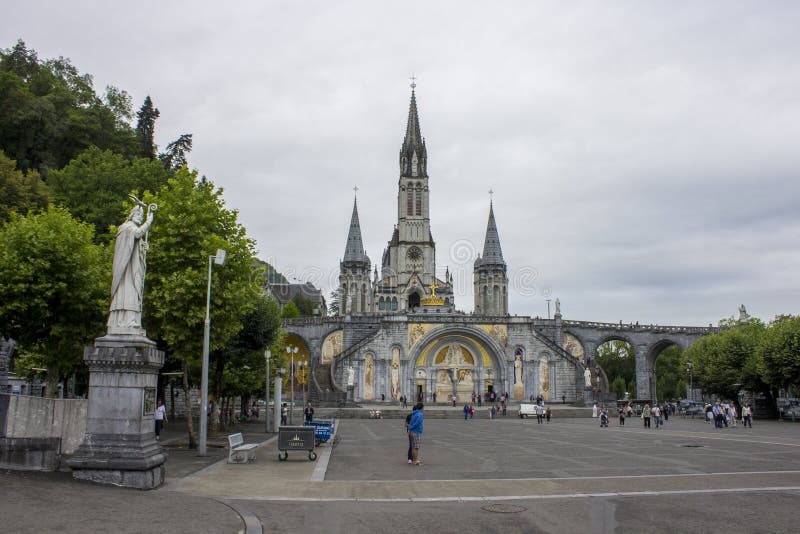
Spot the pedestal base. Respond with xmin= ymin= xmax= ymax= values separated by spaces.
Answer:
xmin=68 ymin=334 xmax=166 ymax=489
xmin=72 ymin=465 xmax=165 ymax=489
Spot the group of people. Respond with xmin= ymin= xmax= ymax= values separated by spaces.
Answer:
xmin=705 ymin=401 xmax=751 ymax=428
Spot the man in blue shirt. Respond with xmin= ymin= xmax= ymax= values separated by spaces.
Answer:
xmin=407 ymin=403 xmax=425 ymax=466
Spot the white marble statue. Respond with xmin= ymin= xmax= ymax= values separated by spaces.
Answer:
xmin=584 ymin=367 xmax=592 ymax=387
xmin=107 ymin=202 xmax=155 ymax=335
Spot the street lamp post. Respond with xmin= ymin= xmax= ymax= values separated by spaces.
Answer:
xmin=265 ymin=349 xmax=271 ymax=433
xmin=286 ymin=346 xmax=298 ymax=424
xmin=199 ymin=249 xmax=226 ymax=457
xmin=686 ymin=359 xmax=693 ymax=402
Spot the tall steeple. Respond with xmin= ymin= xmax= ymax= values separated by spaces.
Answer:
xmin=399 ymin=82 xmax=427 ymax=178
xmin=473 ymin=197 xmax=508 ymax=316
xmin=343 ymin=195 xmax=368 ymax=262
xmin=339 ymin=191 xmax=372 ymax=316
xmin=479 ymin=200 xmax=505 ymax=266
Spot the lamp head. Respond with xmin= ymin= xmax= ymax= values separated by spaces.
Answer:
xmin=214 ymin=249 xmax=227 ymax=266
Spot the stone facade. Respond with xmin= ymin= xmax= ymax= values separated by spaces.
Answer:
xmin=285 ymin=87 xmax=714 ymax=406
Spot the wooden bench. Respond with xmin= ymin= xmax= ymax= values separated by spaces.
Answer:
xmin=227 ymin=432 xmax=258 ymax=464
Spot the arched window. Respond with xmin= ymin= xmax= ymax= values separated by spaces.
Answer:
xmin=361 ymin=284 xmax=366 ymax=312
xmin=378 ymin=297 xmax=385 ymax=310
xmin=415 ymin=187 xmax=422 ymax=216
xmin=493 ymin=285 xmax=500 ymax=313
xmin=482 ymin=285 xmax=489 ymax=314
xmin=392 ymin=297 xmax=398 ymax=311
xmin=407 ymin=188 xmax=413 ymax=216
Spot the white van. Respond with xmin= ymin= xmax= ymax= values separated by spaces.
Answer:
xmin=518 ymin=404 xmax=537 ymax=418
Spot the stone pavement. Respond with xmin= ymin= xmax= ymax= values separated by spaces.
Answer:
xmin=2 ymin=412 xmax=800 ymax=533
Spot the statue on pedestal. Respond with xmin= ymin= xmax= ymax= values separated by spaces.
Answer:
xmin=107 ymin=198 xmax=156 ymax=335
xmin=584 ymin=367 xmax=592 ymax=388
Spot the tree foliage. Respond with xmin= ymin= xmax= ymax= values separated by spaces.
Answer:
xmin=0 ymin=40 xmax=137 ymax=175
xmin=0 ymin=206 xmax=107 ymax=396
xmin=141 ymin=168 xmax=261 ymax=445
xmin=280 ymin=300 xmax=300 ymax=319
xmin=596 ymin=340 xmax=636 ymax=392
xmin=684 ymin=319 xmax=770 ymax=403
xmin=135 ymin=95 xmax=159 ymax=160
xmin=0 ymin=149 xmax=49 ymax=222
xmin=46 ymin=146 xmax=170 ymax=243
xmin=159 ymin=133 xmax=193 ymax=171
xmin=759 ymin=315 xmax=800 ymax=391
xmin=654 ymin=345 xmax=686 ymax=401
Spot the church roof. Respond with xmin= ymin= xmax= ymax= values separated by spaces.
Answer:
xmin=477 ymin=201 xmax=505 ymax=267
xmin=343 ymin=196 xmax=369 ymax=264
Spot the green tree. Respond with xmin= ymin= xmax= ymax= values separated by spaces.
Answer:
xmin=291 ymin=292 xmax=317 ymax=317
xmin=328 ymin=289 xmax=340 ymax=316
xmin=595 ymin=340 xmax=636 ymax=389
xmin=46 ymin=146 xmax=170 ymax=243
xmin=0 ymin=206 xmax=107 ymax=396
xmin=143 ymin=168 xmax=260 ymax=447
xmin=0 ymin=40 xmax=137 ymax=175
xmin=210 ymin=294 xmax=282 ymax=433
xmin=609 ymin=376 xmax=627 ymax=399
xmin=281 ymin=300 xmax=300 ymax=319
xmin=0 ymin=150 xmax=49 ymax=222
xmin=135 ymin=95 xmax=159 ymax=160
xmin=159 ymin=133 xmax=193 ymax=171
xmin=759 ymin=315 xmax=800 ymax=393
xmin=654 ymin=345 xmax=686 ymax=401
xmin=685 ymin=320 xmax=766 ymax=401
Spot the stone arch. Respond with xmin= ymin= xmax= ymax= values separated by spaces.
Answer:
xmin=320 ymin=329 xmax=344 ymax=365
xmin=409 ymin=325 xmax=508 ymax=401
xmin=642 ymin=339 xmax=687 ymax=403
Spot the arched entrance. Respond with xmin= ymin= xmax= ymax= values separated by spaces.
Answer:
xmin=409 ymin=327 xmax=506 ymax=403
xmin=408 ymin=292 xmax=421 ymax=310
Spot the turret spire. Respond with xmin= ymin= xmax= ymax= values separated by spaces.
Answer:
xmin=479 ymin=200 xmax=505 ymax=266
xmin=343 ymin=195 xmax=368 ymax=263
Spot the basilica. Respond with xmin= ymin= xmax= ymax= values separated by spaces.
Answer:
xmin=283 ymin=87 xmax=711 ymax=406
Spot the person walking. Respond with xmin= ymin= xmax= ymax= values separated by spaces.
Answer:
xmin=407 ymin=403 xmax=425 ymax=466
xmin=155 ymin=399 xmax=167 ymax=440
xmin=304 ymin=402 xmax=314 ymax=424
xmin=618 ymin=405 xmax=625 ymax=426
xmin=545 ymin=406 xmax=552 ymax=423
xmin=742 ymin=403 xmax=753 ymax=427
xmin=280 ymin=403 xmax=288 ymax=426
xmin=477 ymin=394 xmax=482 ymax=406
xmin=730 ymin=403 xmax=737 ymax=427
xmin=642 ymin=404 xmax=652 ymax=428
xmin=463 ymin=403 xmax=470 ymax=420
xmin=535 ymin=403 xmax=544 ymax=424
xmin=653 ymin=404 xmax=661 ymax=428
xmin=469 ymin=404 xmax=474 ymax=419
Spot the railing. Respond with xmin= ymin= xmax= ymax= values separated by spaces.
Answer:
xmin=562 ymin=320 xmax=717 ymax=335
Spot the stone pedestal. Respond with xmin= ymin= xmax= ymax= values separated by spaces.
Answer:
xmin=67 ymin=334 xmax=166 ymax=489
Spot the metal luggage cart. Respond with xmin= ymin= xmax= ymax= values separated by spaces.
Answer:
xmin=277 ymin=425 xmax=317 ymax=461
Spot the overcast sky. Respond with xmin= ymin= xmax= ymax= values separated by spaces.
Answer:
xmin=4 ymin=1 xmax=799 ymax=326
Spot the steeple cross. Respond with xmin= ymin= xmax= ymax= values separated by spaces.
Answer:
xmin=409 ymin=75 xmax=417 ymax=90
xmin=489 ymin=189 xmax=494 ymax=201
xmin=353 ymin=185 xmax=359 ymax=197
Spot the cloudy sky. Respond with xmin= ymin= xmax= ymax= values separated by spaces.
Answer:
xmin=4 ymin=1 xmax=799 ymax=326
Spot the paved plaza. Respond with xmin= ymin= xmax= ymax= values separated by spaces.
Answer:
xmin=2 ymin=412 xmax=800 ymax=533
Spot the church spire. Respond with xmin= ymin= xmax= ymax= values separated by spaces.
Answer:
xmin=399 ymin=81 xmax=427 ymax=177
xmin=343 ymin=194 xmax=368 ymax=263
xmin=479 ymin=200 xmax=505 ymax=266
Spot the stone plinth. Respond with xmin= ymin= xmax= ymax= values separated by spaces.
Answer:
xmin=67 ymin=334 xmax=167 ymax=489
